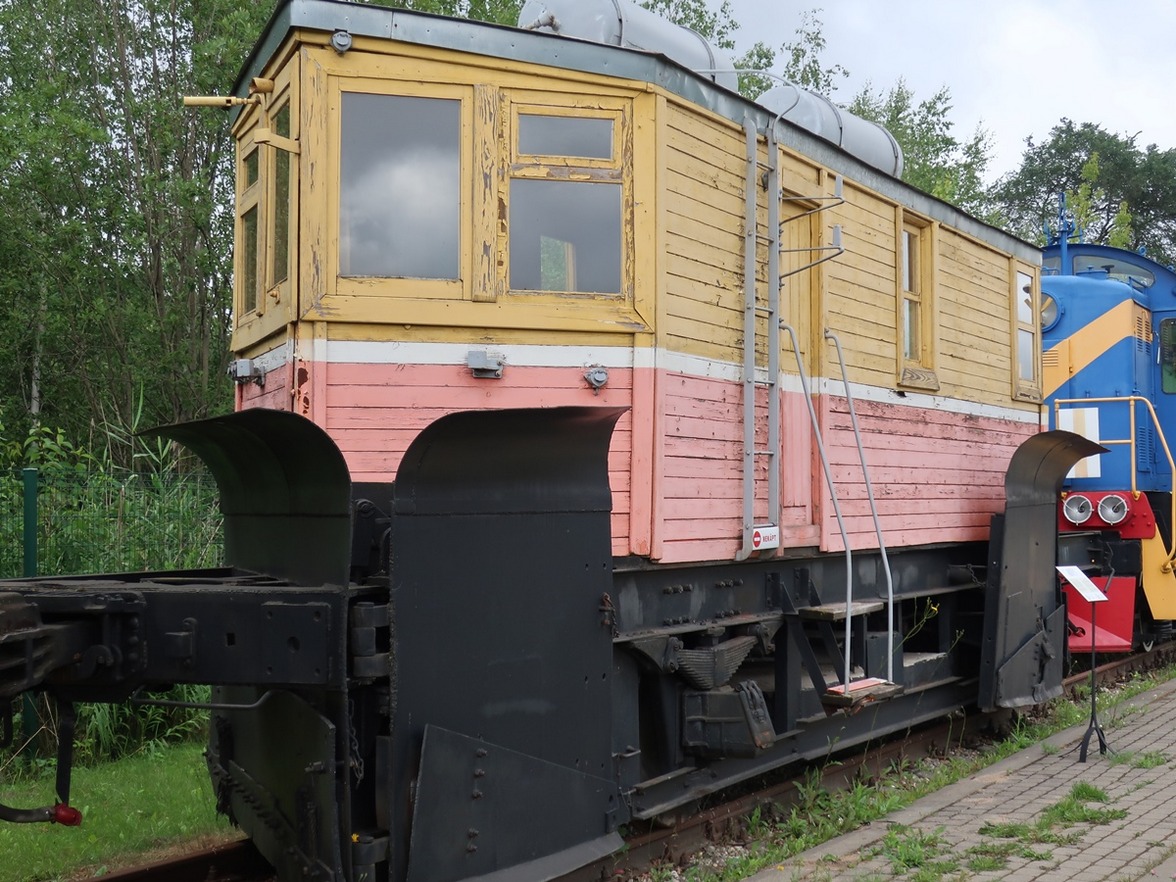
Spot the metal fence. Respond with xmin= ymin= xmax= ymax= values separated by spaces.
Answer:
xmin=0 ymin=467 xmax=223 ymax=579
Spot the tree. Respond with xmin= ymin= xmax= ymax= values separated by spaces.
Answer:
xmin=992 ymin=120 xmax=1176 ymax=266
xmin=849 ymin=80 xmax=994 ymax=218
xmin=0 ymin=0 xmax=272 ymax=463
xmin=776 ymin=9 xmax=848 ymax=97
xmin=392 ymin=0 xmax=520 ymax=26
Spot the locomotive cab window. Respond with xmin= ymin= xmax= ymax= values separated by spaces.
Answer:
xmin=507 ymin=103 xmax=626 ymax=296
xmin=1161 ymin=319 xmax=1176 ymax=393
xmin=269 ymin=101 xmax=292 ymax=291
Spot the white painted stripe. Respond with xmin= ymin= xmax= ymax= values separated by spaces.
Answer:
xmin=325 ymin=340 xmax=639 ymax=369
xmin=812 ymin=377 xmax=1042 ymax=425
xmin=249 ymin=340 xmax=1040 ymax=426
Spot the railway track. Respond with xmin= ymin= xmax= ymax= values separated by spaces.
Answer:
xmin=76 ymin=644 xmax=1176 ymax=882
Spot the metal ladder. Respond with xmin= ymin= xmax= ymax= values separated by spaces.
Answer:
xmin=736 ymin=119 xmax=844 ymax=560
xmin=736 ymin=118 xmax=781 ymax=561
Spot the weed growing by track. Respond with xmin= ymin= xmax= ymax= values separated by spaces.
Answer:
xmin=638 ymin=662 xmax=1176 ymax=881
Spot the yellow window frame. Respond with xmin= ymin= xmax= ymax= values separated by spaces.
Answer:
xmin=327 ymin=77 xmax=474 ymax=302
xmin=1012 ymin=262 xmax=1041 ymax=401
xmin=235 ymin=132 xmax=263 ymax=322
xmin=895 ymin=209 xmax=939 ymax=391
xmin=500 ymin=93 xmax=632 ymax=304
xmin=232 ymin=57 xmax=300 ymax=347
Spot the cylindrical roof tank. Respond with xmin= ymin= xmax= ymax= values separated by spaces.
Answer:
xmin=518 ymin=0 xmax=739 ymax=92
xmin=756 ymin=84 xmax=904 ymax=178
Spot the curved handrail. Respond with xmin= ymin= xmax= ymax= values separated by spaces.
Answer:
xmin=826 ymin=330 xmax=895 ymax=681
xmin=781 ymin=322 xmax=854 ymax=690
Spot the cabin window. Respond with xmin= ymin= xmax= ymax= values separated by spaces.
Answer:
xmin=232 ymin=58 xmax=299 ymax=341
xmin=518 ymin=114 xmax=613 ymax=160
xmin=1013 ymin=266 xmax=1041 ymax=399
xmin=901 ymin=227 xmax=921 ymax=361
xmin=339 ymin=93 xmax=461 ymax=279
xmin=269 ymin=101 xmax=292 ymax=288
xmin=237 ymin=143 xmax=262 ymax=316
xmin=508 ymin=106 xmax=623 ymax=295
xmin=509 ymin=180 xmax=621 ymax=293
xmin=896 ymin=213 xmax=937 ymax=389
xmin=241 ymin=206 xmax=259 ymax=313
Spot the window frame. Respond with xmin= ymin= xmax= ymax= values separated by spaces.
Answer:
xmin=265 ymin=94 xmax=295 ymax=301
xmin=329 ymin=78 xmax=473 ymax=302
xmin=895 ymin=209 xmax=939 ymax=391
xmin=236 ymin=133 xmax=263 ymax=321
xmin=1012 ymin=262 xmax=1042 ymax=401
xmin=232 ymin=58 xmax=299 ymax=346
xmin=502 ymin=97 xmax=631 ymax=302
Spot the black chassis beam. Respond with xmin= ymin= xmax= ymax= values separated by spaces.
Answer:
xmin=0 ymin=571 xmax=351 ymax=699
xmin=628 ymin=676 xmax=976 ymax=819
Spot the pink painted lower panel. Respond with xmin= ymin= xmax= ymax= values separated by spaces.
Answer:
xmin=814 ymin=395 xmax=1038 ymax=554
xmin=240 ymin=360 xmax=1036 ymax=567
xmin=655 ymin=373 xmax=1037 ymax=562
xmin=244 ymin=361 xmax=637 ymax=558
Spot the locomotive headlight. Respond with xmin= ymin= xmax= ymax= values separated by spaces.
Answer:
xmin=1063 ymin=493 xmax=1093 ymax=525
xmin=1098 ymin=493 xmax=1129 ymax=525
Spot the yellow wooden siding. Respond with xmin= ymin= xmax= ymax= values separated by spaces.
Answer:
xmin=937 ymin=229 xmax=1021 ymax=402
xmin=660 ymin=105 xmax=748 ymax=363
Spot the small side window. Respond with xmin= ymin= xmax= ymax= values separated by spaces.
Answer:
xmin=509 ymin=179 xmax=621 ymax=293
xmin=237 ymin=143 xmax=262 ymax=316
xmin=518 ymin=114 xmax=613 ymax=159
xmin=1016 ymin=270 xmax=1036 ymax=383
xmin=269 ymin=102 xmax=291 ymax=288
xmin=1013 ymin=266 xmax=1041 ymax=400
xmin=901 ymin=227 xmax=922 ymax=362
xmin=895 ymin=213 xmax=937 ymax=390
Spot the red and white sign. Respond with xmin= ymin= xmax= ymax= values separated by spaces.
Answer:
xmin=751 ymin=524 xmax=780 ymax=550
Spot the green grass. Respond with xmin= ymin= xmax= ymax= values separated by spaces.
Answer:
xmin=681 ymin=663 xmax=1176 ymax=881
xmin=0 ymin=743 xmax=235 ymax=882
xmin=1109 ymin=749 xmax=1168 ymax=769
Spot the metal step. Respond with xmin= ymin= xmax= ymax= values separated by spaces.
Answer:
xmin=798 ymin=600 xmax=885 ymax=621
xmin=821 ymin=677 xmax=903 ymax=708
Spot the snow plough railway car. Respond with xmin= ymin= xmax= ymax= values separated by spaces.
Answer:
xmin=0 ymin=2 xmax=1099 ymax=881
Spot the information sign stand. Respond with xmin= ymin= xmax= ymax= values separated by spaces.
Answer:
xmin=1057 ymin=565 xmax=1113 ymax=762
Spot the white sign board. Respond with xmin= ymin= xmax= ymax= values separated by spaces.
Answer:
xmin=1057 ymin=565 xmax=1108 ymax=603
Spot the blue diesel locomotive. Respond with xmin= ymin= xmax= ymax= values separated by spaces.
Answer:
xmin=1043 ymin=225 xmax=1176 ymax=651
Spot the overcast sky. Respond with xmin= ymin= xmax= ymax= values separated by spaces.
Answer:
xmin=716 ymin=0 xmax=1176 ymax=182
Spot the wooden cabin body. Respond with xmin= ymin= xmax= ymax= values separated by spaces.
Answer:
xmin=229 ymin=2 xmax=1044 ymax=568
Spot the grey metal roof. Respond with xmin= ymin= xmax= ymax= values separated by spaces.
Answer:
xmin=233 ymin=0 xmax=1037 ymax=262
